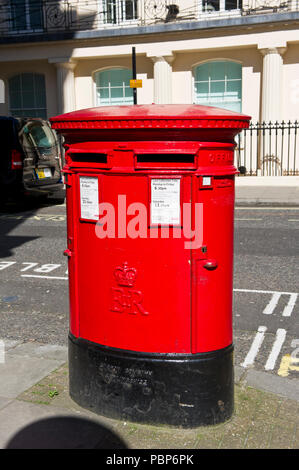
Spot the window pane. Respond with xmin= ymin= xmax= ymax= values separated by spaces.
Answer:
xmin=202 ymin=0 xmax=220 ymax=11
xmin=195 ymin=63 xmax=210 ymax=82
xmin=111 ymin=86 xmax=124 ymax=101
xmin=97 ymin=70 xmax=110 ymax=88
xmin=226 ymin=80 xmax=242 ymax=99
xmin=124 ymin=87 xmax=133 ymax=98
xmin=195 ymin=82 xmax=209 ymax=101
xmin=29 ymin=0 xmax=43 ymax=29
xmin=210 ymin=62 xmax=225 ymax=81
xmin=125 ymin=0 xmax=137 ymax=19
xmin=10 ymin=91 xmax=22 ymax=109
xmin=34 ymin=74 xmax=46 ymax=107
xmin=11 ymin=1 xmax=27 ymax=30
xmin=9 ymin=73 xmax=47 ymax=118
xmin=113 ymin=68 xmax=131 ymax=87
xmin=26 ymin=122 xmax=55 ymax=148
xmin=99 ymin=87 xmax=110 ymax=99
xmin=194 ymin=61 xmax=242 ymax=111
xmin=225 ymin=0 xmax=241 ymax=9
xmin=226 ymin=62 xmax=242 ymax=80
xmin=21 ymin=73 xmax=34 ymax=92
xmin=9 ymin=75 xmax=21 ymax=91
xmin=95 ymin=68 xmax=133 ymax=106
xmin=221 ymin=101 xmax=241 ymax=112
xmin=104 ymin=0 xmax=117 ymax=23
xmin=210 ymin=81 xmax=225 ymax=102
xmin=22 ymin=91 xmax=34 ymax=108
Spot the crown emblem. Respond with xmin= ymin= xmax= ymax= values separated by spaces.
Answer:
xmin=114 ymin=262 xmax=137 ymax=287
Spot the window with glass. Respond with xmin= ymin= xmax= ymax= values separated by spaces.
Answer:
xmin=9 ymin=73 xmax=47 ymax=118
xmin=23 ymin=121 xmax=56 ymax=149
xmin=194 ymin=61 xmax=242 ymax=112
xmin=10 ymin=0 xmax=43 ymax=31
xmin=95 ymin=68 xmax=134 ymax=106
xmin=102 ymin=0 xmax=138 ymax=24
xmin=200 ymin=0 xmax=242 ymax=13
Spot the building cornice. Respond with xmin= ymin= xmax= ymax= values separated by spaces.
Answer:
xmin=0 ymin=11 xmax=299 ymax=46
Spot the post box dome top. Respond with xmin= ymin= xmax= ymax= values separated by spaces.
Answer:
xmin=50 ymin=104 xmax=250 ymax=131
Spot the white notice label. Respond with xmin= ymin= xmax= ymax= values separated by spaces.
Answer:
xmin=80 ymin=176 xmax=99 ymax=220
xmin=151 ymin=178 xmax=181 ymax=225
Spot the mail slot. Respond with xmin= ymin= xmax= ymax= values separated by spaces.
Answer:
xmin=50 ymin=104 xmax=250 ymax=427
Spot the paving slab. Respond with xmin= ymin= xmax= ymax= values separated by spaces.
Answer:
xmin=0 ymin=397 xmax=12 ymax=411
xmin=0 ymin=400 xmax=128 ymax=449
xmin=7 ymin=342 xmax=68 ymax=362
xmin=0 ymin=339 xmax=22 ymax=351
xmin=0 ymin=355 xmax=65 ymax=399
xmin=235 ymin=176 xmax=299 ymax=206
xmin=244 ymin=369 xmax=299 ymax=402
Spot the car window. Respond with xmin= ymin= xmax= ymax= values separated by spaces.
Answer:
xmin=23 ymin=122 xmax=56 ymax=149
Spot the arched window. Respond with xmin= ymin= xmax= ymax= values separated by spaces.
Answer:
xmin=9 ymin=73 xmax=47 ymax=118
xmin=194 ymin=61 xmax=242 ymax=112
xmin=94 ymin=68 xmax=133 ymax=106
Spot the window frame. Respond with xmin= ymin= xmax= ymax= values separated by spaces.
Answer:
xmin=9 ymin=0 xmax=44 ymax=34
xmin=198 ymin=0 xmax=242 ymax=18
xmin=192 ymin=60 xmax=242 ymax=113
xmin=98 ymin=0 xmax=139 ymax=27
xmin=8 ymin=72 xmax=47 ymax=119
xmin=93 ymin=67 xmax=134 ymax=107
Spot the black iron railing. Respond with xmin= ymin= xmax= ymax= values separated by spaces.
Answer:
xmin=236 ymin=121 xmax=299 ymax=176
xmin=0 ymin=0 xmax=296 ymax=37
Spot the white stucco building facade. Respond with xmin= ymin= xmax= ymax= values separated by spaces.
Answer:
xmin=0 ymin=1 xmax=299 ymax=174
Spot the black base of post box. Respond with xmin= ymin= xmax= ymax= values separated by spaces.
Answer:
xmin=68 ymin=334 xmax=234 ymax=428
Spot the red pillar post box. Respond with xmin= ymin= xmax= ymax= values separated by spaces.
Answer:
xmin=50 ymin=105 xmax=250 ymax=427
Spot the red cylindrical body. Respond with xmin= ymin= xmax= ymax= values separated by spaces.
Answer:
xmin=51 ymin=105 xmax=250 ymax=427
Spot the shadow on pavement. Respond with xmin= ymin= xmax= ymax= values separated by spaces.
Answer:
xmin=0 ymin=197 xmax=55 ymax=258
xmin=5 ymin=416 xmax=128 ymax=449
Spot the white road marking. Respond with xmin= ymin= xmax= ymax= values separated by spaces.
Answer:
xmin=0 ymin=261 xmax=16 ymax=271
xmin=282 ymin=293 xmax=298 ymax=317
xmin=33 ymin=264 xmax=61 ymax=273
xmin=235 ymin=218 xmax=263 ymax=221
xmin=21 ymin=274 xmax=68 ymax=280
xmin=20 ymin=262 xmax=39 ymax=272
xmin=235 ymin=207 xmax=299 ymax=210
xmin=235 ymin=289 xmax=298 ymax=318
xmin=0 ymin=214 xmax=66 ymax=221
xmin=288 ymin=219 xmax=299 ymax=222
xmin=263 ymin=292 xmax=281 ymax=315
xmin=234 ymin=288 xmax=298 ymax=296
xmin=264 ymin=328 xmax=287 ymax=371
xmin=241 ymin=326 xmax=267 ymax=368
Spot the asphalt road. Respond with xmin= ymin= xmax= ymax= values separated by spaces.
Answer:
xmin=0 ymin=200 xmax=298 ymax=381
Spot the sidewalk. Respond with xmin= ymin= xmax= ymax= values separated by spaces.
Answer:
xmin=235 ymin=176 xmax=299 ymax=206
xmin=0 ymin=339 xmax=298 ymax=449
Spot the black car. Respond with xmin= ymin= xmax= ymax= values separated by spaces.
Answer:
xmin=0 ymin=116 xmax=65 ymax=204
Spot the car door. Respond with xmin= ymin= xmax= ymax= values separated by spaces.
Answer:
xmin=19 ymin=119 xmax=62 ymax=187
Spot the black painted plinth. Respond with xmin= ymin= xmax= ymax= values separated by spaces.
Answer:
xmin=69 ymin=334 xmax=234 ymax=428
